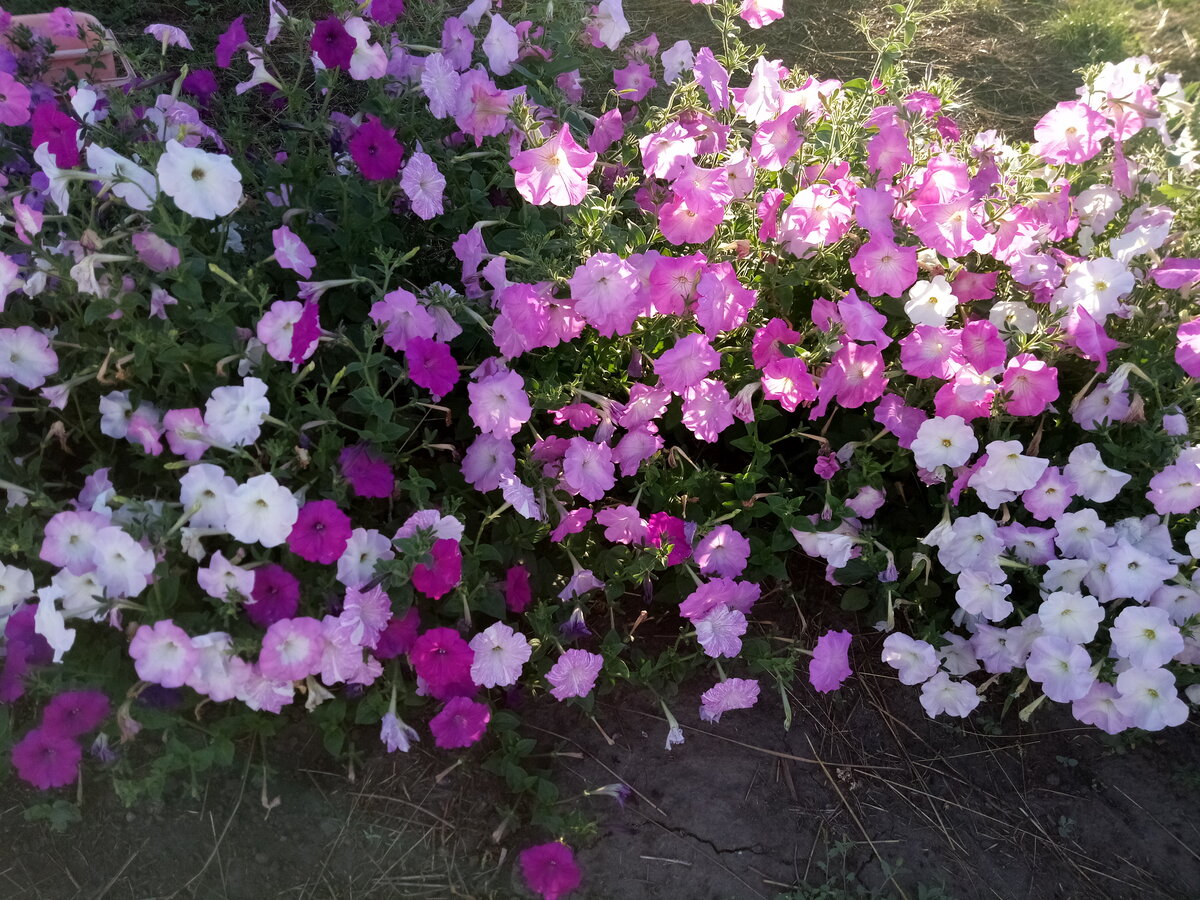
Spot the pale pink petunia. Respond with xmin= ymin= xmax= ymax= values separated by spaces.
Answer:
xmin=694 ymin=525 xmax=751 ymax=578
xmin=695 ymin=605 xmax=746 ymax=657
xmin=400 ymin=151 xmax=446 ymax=220
xmin=546 ymin=649 xmax=603 ymax=701
xmin=468 ymin=369 xmax=531 ymax=439
xmin=129 ymin=620 xmax=198 ymax=688
xmin=562 ymin=438 xmax=616 ymax=502
xmin=699 ymin=677 xmax=759 ymax=722
xmin=259 ymin=616 xmax=325 ymax=682
xmin=512 ymin=124 xmax=597 ymax=207
xmin=654 ymin=333 xmax=721 ymax=395
xmin=272 ymin=225 xmax=316 ymax=278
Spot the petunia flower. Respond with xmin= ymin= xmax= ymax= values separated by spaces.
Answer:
xmin=157 ymin=140 xmax=242 ymax=219
xmin=145 ymin=23 xmax=193 ymax=50
xmin=348 ymin=116 xmax=403 ymax=181
xmin=546 ymin=649 xmax=603 ymax=701
xmin=512 ymin=124 xmax=598 ymax=207
xmin=12 ymin=727 xmax=81 ymax=789
xmin=918 ymin=673 xmax=980 ymax=718
xmin=400 ymin=151 xmax=446 ymax=220
xmin=339 ymin=444 xmax=395 ymax=499
xmin=519 ymin=842 xmax=582 ymax=900
xmin=809 ymin=630 xmax=852 ymax=693
xmin=226 ymin=474 xmax=299 ymax=549
xmin=469 ymin=622 xmax=532 ymax=688
xmin=429 ymin=696 xmax=490 ymax=749
xmin=410 ymin=627 xmax=475 ymax=699
xmin=881 ymin=633 xmax=938 ymax=685
xmin=699 ymin=677 xmax=760 ymax=722
xmin=288 ymin=500 xmax=353 ymax=565
xmin=311 ymin=16 xmax=355 ymax=69
xmin=129 ymin=620 xmax=198 ymax=688
xmin=259 ymin=617 xmax=325 ymax=682
xmin=411 ymin=539 xmax=463 ymax=600
xmin=43 ymin=690 xmax=110 ymax=738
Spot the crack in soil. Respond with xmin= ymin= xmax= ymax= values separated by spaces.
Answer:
xmin=658 ymin=821 xmax=760 ymax=857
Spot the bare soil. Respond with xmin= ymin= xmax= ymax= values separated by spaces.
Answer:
xmin=4 ymin=647 xmax=1199 ymax=899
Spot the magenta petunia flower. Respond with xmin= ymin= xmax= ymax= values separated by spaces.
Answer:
xmin=339 ymin=444 xmax=395 ymax=499
xmin=429 ymin=696 xmax=490 ymax=749
xmin=42 ymin=690 xmax=110 ymax=738
xmin=646 ymin=513 xmax=692 ymax=565
xmin=519 ymin=842 xmax=582 ymax=900
xmin=248 ymin=564 xmax=301 ymax=627
xmin=311 ymin=16 xmax=355 ymax=69
xmin=288 ymin=500 xmax=353 ymax=565
xmin=349 ymin=116 xmax=403 ymax=181
xmin=809 ymin=630 xmax=853 ymax=693
xmin=12 ymin=727 xmax=81 ymax=790
xmin=546 ymin=649 xmax=603 ymax=701
xmin=405 ymin=337 xmax=459 ymax=399
xmin=410 ymin=627 xmax=475 ymax=699
xmin=258 ymin=616 xmax=325 ymax=682
xmin=411 ymin=539 xmax=463 ymax=600
xmin=505 ymin=565 xmax=532 ymax=613
xmin=368 ymin=0 xmax=405 ymax=25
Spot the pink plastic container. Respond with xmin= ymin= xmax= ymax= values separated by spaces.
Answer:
xmin=4 ymin=12 xmax=134 ymax=87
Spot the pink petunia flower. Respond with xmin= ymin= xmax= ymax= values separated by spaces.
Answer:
xmin=411 ymin=540 xmax=463 ymax=600
xmin=1002 ymin=353 xmax=1058 ymax=416
xmin=259 ymin=616 xmax=325 ymax=682
xmin=694 ymin=525 xmax=751 ymax=578
xmin=512 ymin=124 xmax=597 ymax=207
xmin=468 ymin=369 xmax=531 ymax=439
xmin=0 ymin=72 xmax=31 ymax=127
xmin=1032 ymin=101 xmax=1110 ymax=165
xmin=810 ymin=630 xmax=852 ymax=693
xmin=129 ymin=620 xmax=198 ymax=688
xmin=848 ymin=238 xmax=917 ymax=298
xmin=272 ymin=225 xmax=316 ymax=278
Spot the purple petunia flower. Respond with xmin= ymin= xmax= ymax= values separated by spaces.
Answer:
xmin=247 ymin=564 xmax=300 ymax=627
xmin=348 ymin=116 xmax=403 ymax=181
xmin=338 ymin=444 xmax=395 ymax=499
xmin=310 ymin=16 xmax=355 ymax=69
xmin=42 ymin=690 xmax=111 ymax=738
xmin=12 ymin=727 xmax=81 ymax=789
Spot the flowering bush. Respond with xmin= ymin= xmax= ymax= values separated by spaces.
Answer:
xmin=1 ymin=0 xmax=1199 ymax=893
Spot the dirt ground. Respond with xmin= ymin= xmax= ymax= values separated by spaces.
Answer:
xmin=4 ymin=640 xmax=1199 ymax=900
